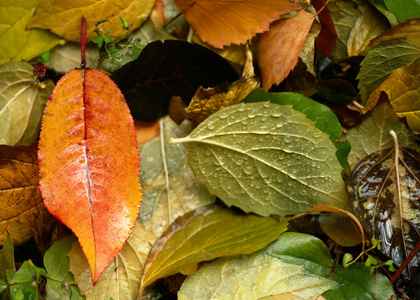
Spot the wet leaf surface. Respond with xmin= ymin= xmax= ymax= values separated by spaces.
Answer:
xmin=111 ymin=40 xmax=239 ymax=122
xmin=172 ymin=102 xmax=350 ymax=216
xmin=38 ymin=68 xmax=142 ymax=283
xmin=347 ymin=144 xmax=420 ymax=279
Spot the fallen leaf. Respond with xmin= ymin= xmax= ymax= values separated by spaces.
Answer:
xmin=299 ymin=11 xmax=320 ymax=79
xmin=184 ymin=77 xmax=260 ymax=124
xmin=178 ymin=240 xmax=339 ymax=299
xmin=171 ymin=102 xmax=351 ymax=216
xmin=27 ymin=0 xmax=154 ymax=42
xmin=281 ymin=60 xmax=318 ymax=97
xmin=110 ymin=40 xmax=239 ymax=122
xmin=257 ymin=10 xmax=315 ymax=90
xmin=43 ymin=235 xmax=83 ymax=299
xmin=138 ymin=117 xmax=215 ymax=236
xmin=345 ymin=98 xmax=420 ymax=170
xmin=0 ymin=0 xmax=65 ymax=64
xmin=361 ymin=18 xmax=420 ymax=55
xmin=134 ymin=120 xmax=160 ymax=144
xmin=357 ymin=38 xmax=420 ymax=104
xmin=383 ymin=0 xmax=420 ymax=23
xmin=243 ymin=88 xmax=348 ymax=170
xmin=49 ymin=43 xmax=98 ymax=74
xmin=0 ymin=143 xmax=54 ymax=246
xmin=347 ymin=2 xmax=390 ymax=56
xmin=140 ymin=204 xmax=288 ymax=294
xmin=347 ymin=135 xmax=420 ymax=279
xmin=319 ymin=213 xmax=363 ymax=247
xmin=327 ymin=0 xmax=362 ymax=59
xmin=0 ymin=62 xmax=54 ymax=146
xmin=173 ymin=0 xmax=301 ymax=48
xmin=312 ymin=0 xmax=336 ymax=58
xmin=38 ymin=68 xmax=142 ymax=284
xmin=365 ymin=64 xmax=420 ymax=133
xmin=69 ymin=222 xmax=157 ymax=299
xmin=267 ymin=232 xmax=395 ymax=299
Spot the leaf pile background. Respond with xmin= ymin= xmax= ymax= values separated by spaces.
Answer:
xmin=1 ymin=0 xmax=420 ymax=298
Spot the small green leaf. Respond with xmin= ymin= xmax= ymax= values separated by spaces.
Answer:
xmin=172 ymin=102 xmax=351 ymax=216
xmin=92 ymin=36 xmax=103 ymax=48
xmin=178 ymin=246 xmax=339 ymax=299
xmin=120 ymin=17 xmax=129 ymax=28
xmin=384 ymin=260 xmax=396 ymax=272
xmin=266 ymin=232 xmax=395 ymax=300
xmin=365 ymin=255 xmax=378 ymax=267
xmin=9 ymin=260 xmax=45 ymax=300
xmin=357 ymin=38 xmax=420 ymax=104
xmin=343 ymin=253 xmax=353 ymax=268
xmin=140 ymin=204 xmax=288 ymax=294
xmin=104 ymin=33 xmax=112 ymax=45
xmin=44 ymin=235 xmax=83 ymax=299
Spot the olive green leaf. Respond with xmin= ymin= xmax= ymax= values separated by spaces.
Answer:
xmin=357 ymin=38 xmax=420 ymax=105
xmin=267 ymin=232 xmax=395 ymax=299
xmin=178 ymin=240 xmax=339 ymax=300
xmin=172 ymin=102 xmax=350 ymax=216
xmin=140 ymin=205 xmax=288 ymax=294
xmin=0 ymin=62 xmax=54 ymax=146
xmin=383 ymin=0 xmax=420 ymax=23
xmin=346 ymin=98 xmax=420 ymax=170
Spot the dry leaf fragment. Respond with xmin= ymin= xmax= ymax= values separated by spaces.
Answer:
xmin=257 ymin=10 xmax=315 ymax=90
xmin=347 ymin=130 xmax=420 ymax=279
xmin=173 ymin=0 xmax=301 ymax=48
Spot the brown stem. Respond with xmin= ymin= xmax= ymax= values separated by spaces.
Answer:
xmin=390 ymin=239 xmax=420 ymax=284
xmin=81 ymin=16 xmax=87 ymax=68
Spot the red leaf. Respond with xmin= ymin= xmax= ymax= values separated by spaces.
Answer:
xmin=38 ymin=68 xmax=142 ymax=284
xmin=312 ymin=0 xmax=337 ymax=58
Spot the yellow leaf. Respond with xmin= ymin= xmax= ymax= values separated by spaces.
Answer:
xmin=0 ymin=0 xmax=65 ymax=64
xmin=257 ymin=10 xmax=315 ymax=90
xmin=173 ymin=0 xmax=301 ymax=48
xmin=364 ymin=64 xmax=420 ymax=134
xmin=27 ymin=0 xmax=154 ymax=42
xmin=185 ymin=77 xmax=260 ymax=124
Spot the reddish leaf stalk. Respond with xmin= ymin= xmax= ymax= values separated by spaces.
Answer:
xmin=81 ymin=16 xmax=87 ymax=68
xmin=390 ymin=239 xmax=420 ymax=284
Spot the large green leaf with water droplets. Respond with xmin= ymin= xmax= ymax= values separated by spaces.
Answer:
xmin=172 ymin=102 xmax=351 ymax=216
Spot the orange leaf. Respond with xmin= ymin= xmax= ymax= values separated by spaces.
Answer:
xmin=257 ymin=10 xmax=315 ymax=90
xmin=38 ymin=69 xmax=142 ymax=284
xmin=173 ymin=0 xmax=301 ymax=48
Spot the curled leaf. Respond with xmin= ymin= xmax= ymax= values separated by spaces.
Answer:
xmin=347 ymin=132 xmax=420 ymax=279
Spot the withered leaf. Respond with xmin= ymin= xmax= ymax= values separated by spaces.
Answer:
xmin=347 ymin=137 xmax=420 ymax=279
xmin=111 ymin=40 xmax=239 ymax=122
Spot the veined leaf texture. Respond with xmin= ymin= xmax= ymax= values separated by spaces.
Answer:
xmin=38 ymin=68 xmax=142 ymax=284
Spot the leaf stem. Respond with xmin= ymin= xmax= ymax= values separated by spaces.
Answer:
xmin=81 ymin=16 xmax=87 ymax=68
xmin=160 ymin=119 xmax=171 ymax=223
xmin=391 ymin=239 xmax=420 ymax=284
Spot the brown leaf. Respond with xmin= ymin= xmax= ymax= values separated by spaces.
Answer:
xmin=0 ymin=143 xmax=54 ymax=245
xmin=173 ymin=0 xmax=301 ymax=48
xmin=257 ymin=10 xmax=315 ymax=90
xmin=135 ymin=120 xmax=161 ymax=143
xmin=347 ymin=132 xmax=420 ymax=279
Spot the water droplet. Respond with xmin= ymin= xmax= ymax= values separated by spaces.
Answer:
xmin=248 ymin=111 xmax=256 ymax=118
xmin=243 ymin=166 xmax=253 ymax=175
xmin=313 ymin=131 xmax=321 ymax=138
xmin=284 ymin=135 xmax=293 ymax=143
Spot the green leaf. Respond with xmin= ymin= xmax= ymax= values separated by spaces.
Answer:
xmin=0 ymin=62 xmax=54 ymax=146
xmin=0 ymin=0 xmax=65 ymax=64
xmin=345 ymin=98 xmax=420 ymax=170
xmin=44 ymin=235 xmax=83 ymax=299
xmin=120 ymin=17 xmax=129 ymax=28
xmin=367 ymin=0 xmax=399 ymax=26
xmin=9 ymin=260 xmax=45 ymax=300
xmin=140 ymin=204 xmax=288 ymax=294
xmin=243 ymin=88 xmax=349 ymax=170
xmin=266 ymin=232 xmax=395 ymax=300
xmin=383 ymin=0 xmax=420 ymax=23
xmin=357 ymin=38 xmax=420 ymax=104
xmin=0 ymin=234 xmax=15 ymax=278
xmin=92 ymin=35 xmax=103 ymax=48
xmin=178 ymin=244 xmax=339 ymax=300
xmin=172 ymin=102 xmax=351 ymax=216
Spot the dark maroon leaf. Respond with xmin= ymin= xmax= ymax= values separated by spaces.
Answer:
xmin=111 ymin=40 xmax=239 ymax=122
xmin=347 ymin=143 xmax=420 ymax=280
